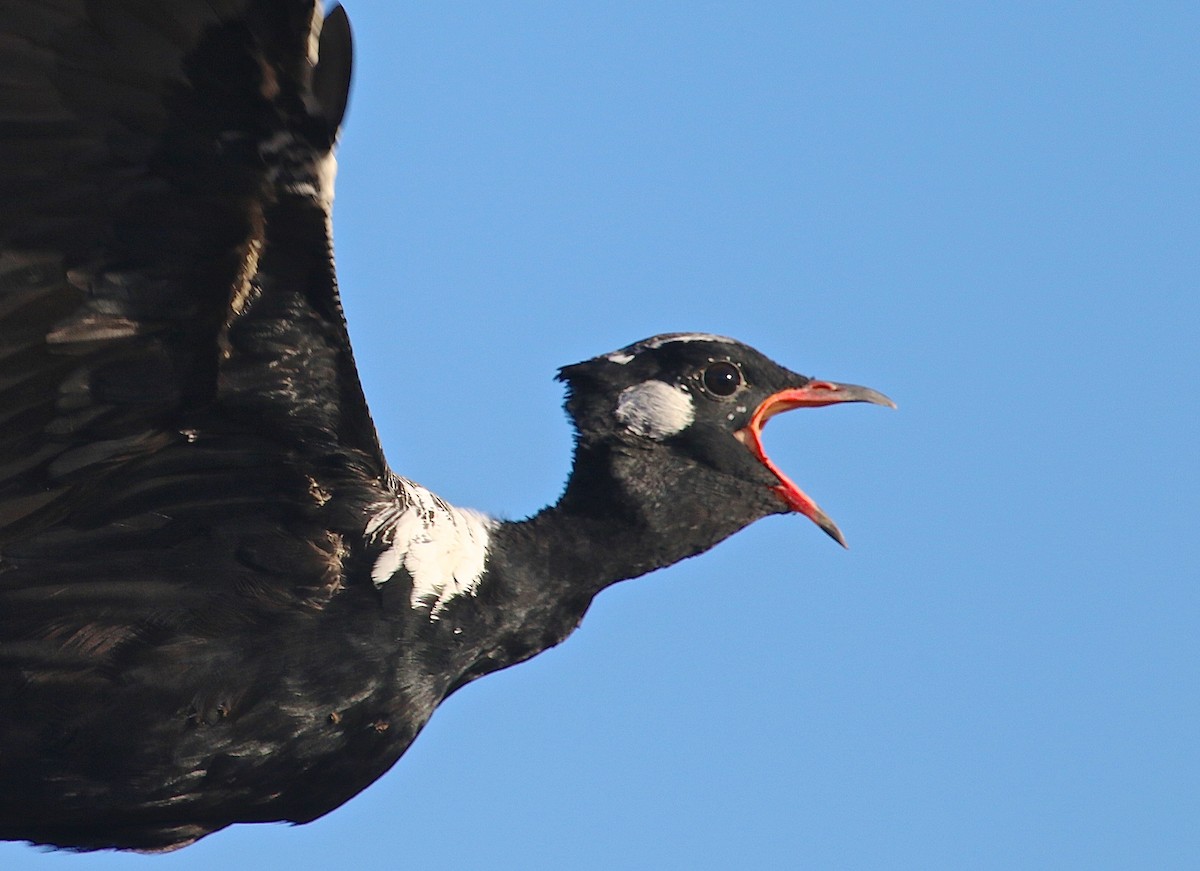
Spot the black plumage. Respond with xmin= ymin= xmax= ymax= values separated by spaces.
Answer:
xmin=0 ymin=1 xmax=891 ymax=852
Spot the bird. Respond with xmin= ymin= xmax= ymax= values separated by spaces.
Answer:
xmin=0 ymin=0 xmax=893 ymax=853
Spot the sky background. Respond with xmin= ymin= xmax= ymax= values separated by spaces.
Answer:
xmin=5 ymin=1 xmax=1197 ymax=869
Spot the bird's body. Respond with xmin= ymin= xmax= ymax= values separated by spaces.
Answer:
xmin=0 ymin=0 xmax=891 ymax=851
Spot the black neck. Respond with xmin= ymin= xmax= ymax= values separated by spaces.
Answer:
xmin=494 ymin=442 xmax=739 ymax=595
xmin=448 ymin=444 xmax=754 ymax=691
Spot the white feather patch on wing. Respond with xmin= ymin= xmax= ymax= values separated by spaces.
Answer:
xmin=615 ymin=380 xmax=696 ymax=439
xmin=259 ymin=132 xmax=337 ymax=208
xmin=308 ymin=2 xmax=325 ymax=65
xmin=368 ymin=481 xmax=496 ymax=619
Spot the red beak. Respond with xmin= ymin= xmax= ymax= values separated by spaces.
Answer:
xmin=734 ymin=380 xmax=895 ymax=547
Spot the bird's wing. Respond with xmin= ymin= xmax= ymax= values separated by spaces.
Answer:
xmin=0 ymin=1 xmax=389 ymax=667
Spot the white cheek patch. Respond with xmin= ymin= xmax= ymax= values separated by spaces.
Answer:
xmin=368 ymin=481 xmax=496 ymax=619
xmin=615 ymin=380 xmax=696 ymax=440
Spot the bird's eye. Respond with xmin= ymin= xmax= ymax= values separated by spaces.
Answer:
xmin=701 ymin=361 xmax=743 ymax=397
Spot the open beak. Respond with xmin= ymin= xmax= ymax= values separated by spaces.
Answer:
xmin=733 ymin=380 xmax=895 ymax=547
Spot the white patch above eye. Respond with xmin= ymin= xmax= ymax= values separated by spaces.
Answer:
xmin=615 ymin=381 xmax=695 ymax=439
xmin=368 ymin=481 xmax=496 ymax=619
xmin=605 ymin=333 xmax=736 ymax=364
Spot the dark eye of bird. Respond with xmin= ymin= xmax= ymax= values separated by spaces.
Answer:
xmin=701 ymin=361 xmax=743 ymax=397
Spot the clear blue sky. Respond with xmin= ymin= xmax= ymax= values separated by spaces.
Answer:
xmin=5 ymin=2 xmax=1197 ymax=868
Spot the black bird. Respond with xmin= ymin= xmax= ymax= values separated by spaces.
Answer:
xmin=0 ymin=1 xmax=893 ymax=852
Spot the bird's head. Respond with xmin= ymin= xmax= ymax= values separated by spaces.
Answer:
xmin=556 ymin=333 xmax=894 ymax=551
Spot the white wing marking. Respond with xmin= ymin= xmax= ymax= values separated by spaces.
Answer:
xmin=368 ymin=481 xmax=496 ymax=620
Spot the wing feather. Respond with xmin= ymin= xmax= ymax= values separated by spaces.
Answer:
xmin=0 ymin=1 xmax=387 ymax=667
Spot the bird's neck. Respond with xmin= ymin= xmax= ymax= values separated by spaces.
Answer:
xmin=492 ymin=443 xmax=735 ymax=597
xmin=450 ymin=444 xmax=748 ymax=688
xmin=491 ymin=502 xmax=660 ymax=604
xmin=443 ymin=503 xmax=660 ymax=691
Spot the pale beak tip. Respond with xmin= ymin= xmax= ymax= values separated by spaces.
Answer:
xmin=814 ymin=512 xmax=849 ymax=549
xmin=863 ymin=388 xmax=897 ymax=410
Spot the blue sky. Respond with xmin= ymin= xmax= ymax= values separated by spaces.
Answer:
xmin=5 ymin=2 xmax=1197 ymax=868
